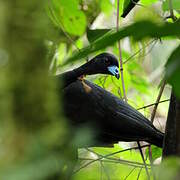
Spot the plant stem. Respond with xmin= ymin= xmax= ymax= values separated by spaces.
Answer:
xmin=137 ymin=99 xmax=170 ymax=110
xmin=116 ymin=0 xmax=127 ymax=102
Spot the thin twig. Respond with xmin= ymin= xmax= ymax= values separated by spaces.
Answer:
xmin=137 ymin=141 xmax=150 ymax=179
xmin=102 ymin=76 xmax=107 ymax=87
xmin=116 ymin=5 xmax=151 ymax=177
xmin=77 ymin=156 xmax=151 ymax=173
xmin=79 ymin=158 xmax=151 ymax=168
xmin=137 ymin=167 xmax=143 ymax=180
xmin=124 ymin=167 xmax=136 ymax=180
xmin=78 ymin=158 xmax=151 ymax=170
xmin=111 ymin=76 xmax=122 ymax=98
xmin=148 ymin=80 xmax=166 ymax=178
xmin=86 ymin=148 xmax=151 ymax=167
xmin=100 ymin=161 xmax=110 ymax=180
xmin=86 ymin=144 xmax=149 ymax=159
xmin=117 ymin=2 xmax=151 ymax=175
xmin=126 ymin=39 xmax=163 ymax=180
xmin=103 ymin=156 xmax=151 ymax=167
xmin=137 ymin=99 xmax=170 ymax=110
xmin=48 ymin=5 xmax=80 ymax=52
xmin=100 ymin=161 xmax=102 ymax=180
xmin=75 ymin=145 xmax=150 ymax=174
xmin=151 ymin=80 xmax=166 ymax=123
xmin=117 ymin=0 xmax=127 ymax=102
xmin=123 ymin=39 xmax=156 ymax=64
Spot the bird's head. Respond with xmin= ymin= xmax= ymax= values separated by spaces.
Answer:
xmin=80 ymin=53 xmax=120 ymax=79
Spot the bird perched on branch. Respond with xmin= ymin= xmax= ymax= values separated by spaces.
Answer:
xmin=57 ymin=53 xmax=164 ymax=148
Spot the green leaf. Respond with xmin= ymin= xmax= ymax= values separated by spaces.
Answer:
xmin=63 ymin=21 xmax=180 ymax=65
xmin=165 ymin=44 xmax=180 ymax=98
xmin=62 ymin=10 xmax=86 ymax=36
xmin=100 ymin=0 xmax=113 ymax=15
xmin=87 ymin=28 xmax=111 ymax=43
xmin=49 ymin=0 xmax=86 ymax=36
xmin=0 ymin=155 xmax=64 ymax=180
xmin=140 ymin=0 xmax=158 ymax=5
xmin=154 ymin=157 xmax=180 ymax=180
xmin=162 ymin=0 xmax=180 ymax=11
xmin=146 ymin=145 xmax=162 ymax=161
xmin=121 ymin=0 xmax=140 ymax=17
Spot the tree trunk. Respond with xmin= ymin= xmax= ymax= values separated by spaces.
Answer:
xmin=163 ymin=91 xmax=180 ymax=157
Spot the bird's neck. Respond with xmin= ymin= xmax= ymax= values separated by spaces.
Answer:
xmin=59 ymin=62 xmax=91 ymax=89
xmin=58 ymin=61 xmax=94 ymax=89
xmin=73 ymin=61 xmax=92 ymax=77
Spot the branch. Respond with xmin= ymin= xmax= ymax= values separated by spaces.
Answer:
xmin=137 ymin=141 xmax=150 ymax=179
xmin=124 ymin=167 xmax=136 ymax=180
xmin=148 ymin=80 xmax=166 ymax=179
xmin=151 ymin=80 xmax=166 ymax=123
xmin=137 ymin=99 xmax=170 ymax=110
xmin=117 ymin=0 xmax=127 ymax=102
xmin=123 ymin=39 xmax=157 ymax=64
xmin=162 ymin=91 xmax=180 ymax=157
xmin=77 ymin=158 xmax=151 ymax=171
xmin=48 ymin=5 xmax=80 ymax=52
xmin=74 ymin=145 xmax=150 ymax=174
xmin=117 ymin=1 xmax=150 ymax=178
xmin=86 ymin=144 xmax=149 ymax=158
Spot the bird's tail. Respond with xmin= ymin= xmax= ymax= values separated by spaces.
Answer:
xmin=148 ymin=129 xmax=164 ymax=148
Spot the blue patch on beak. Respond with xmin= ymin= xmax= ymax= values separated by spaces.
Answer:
xmin=107 ymin=65 xmax=120 ymax=79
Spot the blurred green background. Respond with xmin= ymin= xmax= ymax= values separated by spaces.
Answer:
xmin=0 ymin=0 xmax=179 ymax=179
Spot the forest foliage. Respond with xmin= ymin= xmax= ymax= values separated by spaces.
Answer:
xmin=0 ymin=0 xmax=179 ymax=179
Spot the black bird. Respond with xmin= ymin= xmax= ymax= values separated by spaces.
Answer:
xmin=60 ymin=53 xmax=120 ymax=88
xmin=58 ymin=53 xmax=164 ymax=147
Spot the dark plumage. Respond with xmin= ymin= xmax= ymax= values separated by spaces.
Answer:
xmin=63 ymin=80 xmax=163 ymax=147
xmin=60 ymin=53 xmax=120 ymax=88
xmin=57 ymin=53 xmax=164 ymax=147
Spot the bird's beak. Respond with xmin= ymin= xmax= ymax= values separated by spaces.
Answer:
xmin=115 ymin=73 xmax=120 ymax=79
xmin=107 ymin=65 xmax=120 ymax=79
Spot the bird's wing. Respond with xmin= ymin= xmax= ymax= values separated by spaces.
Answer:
xmin=84 ymin=80 xmax=162 ymax=140
xmin=63 ymin=79 xmax=163 ymax=146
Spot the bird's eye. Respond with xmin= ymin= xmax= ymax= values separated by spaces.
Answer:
xmin=105 ymin=58 xmax=109 ymax=64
